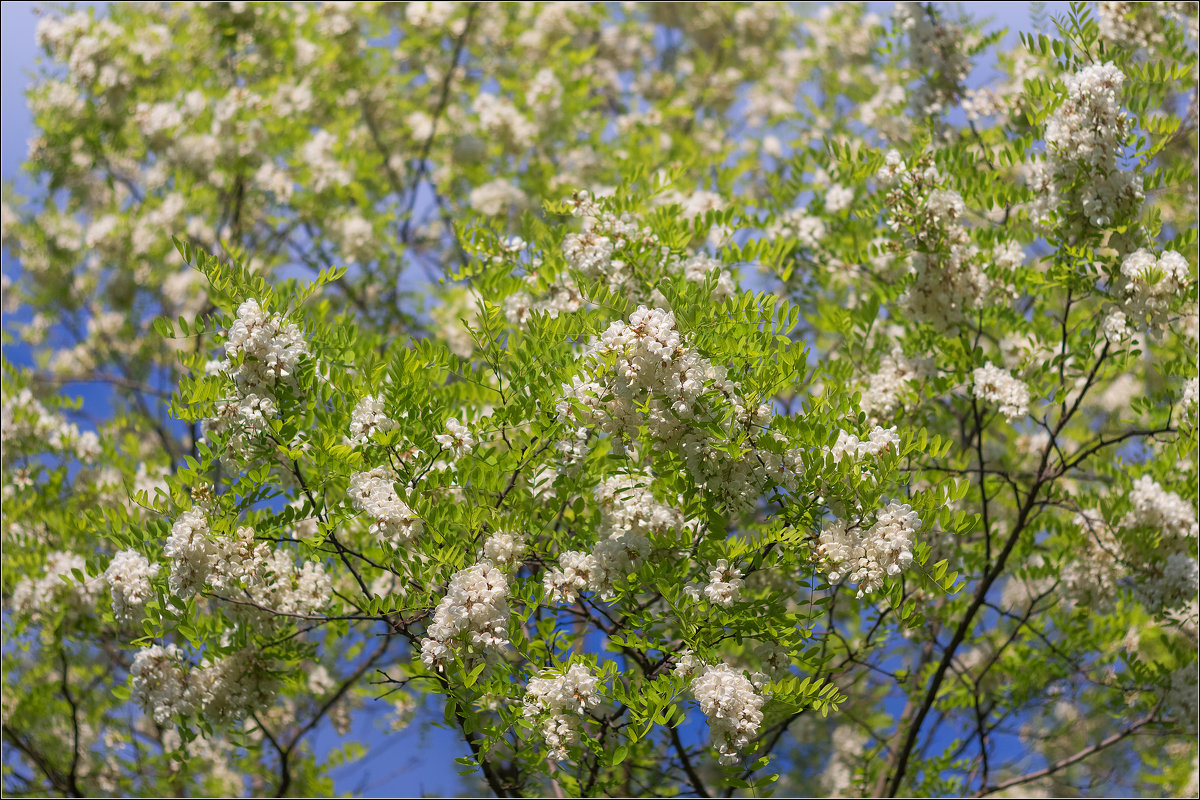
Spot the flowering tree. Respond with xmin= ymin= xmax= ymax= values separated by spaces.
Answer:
xmin=2 ymin=2 xmax=1197 ymax=797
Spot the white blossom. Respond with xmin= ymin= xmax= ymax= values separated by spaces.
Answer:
xmin=420 ymin=562 xmax=511 ymax=671
xmin=703 ymin=559 xmax=744 ymax=607
xmin=818 ymin=503 xmax=920 ymax=597
xmin=131 ymin=645 xmax=194 ymax=725
xmin=1123 ymin=475 xmax=1199 ymax=544
xmin=348 ymin=467 xmax=423 ymax=545
xmin=971 ymin=363 xmax=1031 ymax=421
xmin=523 ymin=664 xmax=602 ymax=761
xmin=105 ymin=550 xmax=160 ymax=624
xmin=435 ymin=417 xmax=476 ymax=459
xmin=689 ymin=663 xmax=765 ymax=765
xmin=348 ymin=394 xmax=395 ymax=446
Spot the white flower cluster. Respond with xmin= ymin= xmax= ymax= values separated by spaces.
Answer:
xmin=828 ymin=426 xmax=901 ymax=463
xmin=472 ymin=93 xmax=536 ymax=149
xmin=767 ymin=207 xmax=826 ymax=251
xmin=1102 ymin=309 xmax=1132 ymax=341
xmin=163 ymin=508 xmax=331 ymax=617
xmin=1 ymin=388 xmax=99 ymax=462
xmin=1064 ymin=508 xmax=1127 ymax=612
xmin=348 ymin=394 xmax=396 ymax=446
xmin=818 ymin=503 xmax=920 ymax=597
xmin=435 ymin=417 xmax=476 ymax=460
xmin=205 ymin=300 xmax=308 ymax=454
xmin=468 ymin=179 xmax=528 ymax=216
xmin=594 ymin=473 xmax=686 ymax=539
xmin=971 ymin=363 xmax=1031 ymax=421
xmin=420 ymin=562 xmax=511 ymax=671
xmin=895 ymin=2 xmax=970 ymax=116
xmin=1184 ymin=378 xmax=1199 ymax=418
xmin=689 ymin=663 xmax=765 ymax=765
xmin=130 ymin=644 xmax=194 ymax=725
xmin=104 ymin=550 xmax=161 ymax=624
xmin=1122 ymin=476 xmax=1199 ymax=543
xmin=300 ymin=129 xmax=351 ymax=193
xmin=671 ymin=252 xmax=737 ymax=303
xmin=882 ymin=157 xmax=987 ymax=330
xmin=190 ymin=647 xmax=280 ymax=726
xmin=522 ymin=664 xmax=602 ymax=761
xmin=333 ymin=214 xmax=375 ymax=263
xmin=503 ymin=270 xmax=585 ymax=327
xmin=11 ymin=550 xmax=103 ymax=620
xmin=750 ymin=641 xmax=792 ymax=688
xmin=134 ymin=640 xmax=281 ymax=728
xmin=562 ymin=194 xmax=660 ymax=294
xmin=702 ymin=559 xmax=744 ymax=607
xmin=545 ymin=472 xmax=684 ymax=603
xmin=252 ymin=550 xmax=333 ymax=617
xmin=483 ymin=531 xmax=526 ymax=569
xmin=1097 ymin=2 xmax=1190 ymax=49
xmin=221 ymin=299 xmax=307 ymax=397
xmin=163 ymin=507 xmax=216 ymax=598
xmin=859 ymin=348 xmax=933 ymax=420
xmin=1118 ymin=249 xmax=1192 ymax=331
xmin=1033 ymin=62 xmax=1142 ymax=230
xmin=1165 ymin=664 xmax=1199 ymax=725
xmin=348 ymin=468 xmax=423 ymax=545
xmin=557 ymin=307 xmax=787 ymax=511
xmin=1135 ymin=553 xmax=1199 ymax=614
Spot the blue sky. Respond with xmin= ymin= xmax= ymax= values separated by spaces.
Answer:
xmin=1 ymin=2 xmax=1072 ymax=796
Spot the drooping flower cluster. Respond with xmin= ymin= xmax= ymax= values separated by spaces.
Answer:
xmin=162 ymin=506 xmax=331 ymax=618
xmin=670 ymin=252 xmax=737 ymax=303
xmin=1030 ymin=62 xmax=1142 ymax=231
xmin=702 ymin=559 xmax=744 ymax=607
xmin=1097 ymin=2 xmax=1193 ymax=49
xmin=971 ymin=363 xmax=1031 ymax=421
xmin=434 ymin=417 xmax=476 ymax=460
xmin=469 ymin=179 xmax=528 ymax=216
xmin=483 ymin=531 xmax=526 ymax=569
xmin=204 ymin=299 xmax=308 ymax=455
xmin=348 ymin=394 xmax=395 ymax=446
xmin=189 ymin=647 xmax=281 ymax=726
xmin=880 ymin=156 xmax=987 ymax=330
xmin=162 ymin=506 xmax=216 ymax=598
xmin=817 ymin=503 xmax=921 ymax=597
xmin=252 ymin=550 xmax=333 ymax=617
xmin=420 ymin=563 xmax=511 ymax=671
xmin=1135 ymin=553 xmax=1200 ymax=614
xmin=1165 ymin=664 xmax=1199 ymax=724
xmin=1184 ymin=377 xmax=1199 ymax=419
xmin=348 ymin=467 xmax=422 ymax=545
xmin=689 ymin=663 xmax=765 ymax=765
xmin=557 ymin=307 xmax=787 ymax=511
xmin=1 ymin=387 xmax=99 ymax=462
xmin=221 ymin=298 xmax=308 ymax=397
xmin=11 ymin=550 xmax=104 ymax=620
xmin=1118 ymin=249 xmax=1192 ymax=331
xmin=828 ymin=426 xmax=901 ymax=463
xmin=895 ymin=2 xmax=970 ymax=116
xmin=562 ymin=192 xmax=661 ymax=294
xmin=130 ymin=644 xmax=194 ymax=725
xmin=594 ymin=473 xmax=687 ymax=539
xmin=859 ymin=348 xmax=932 ymax=420
xmin=545 ymin=472 xmax=684 ymax=603
xmin=1063 ymin=508 xmax=1127 ymax=612
xmin=1122 ymin=475 xmax=1199 ymax=544
xmin=522 ymin=664 xmax=602 ymax=761
xmin=767 ymin=207 xmax=826 ymax=251
xmin=104 ymin=550 xmax=161 ymax=624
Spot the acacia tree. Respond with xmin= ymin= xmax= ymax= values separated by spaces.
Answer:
xmin=1 ymin=2 xmax=1197 ymax=797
